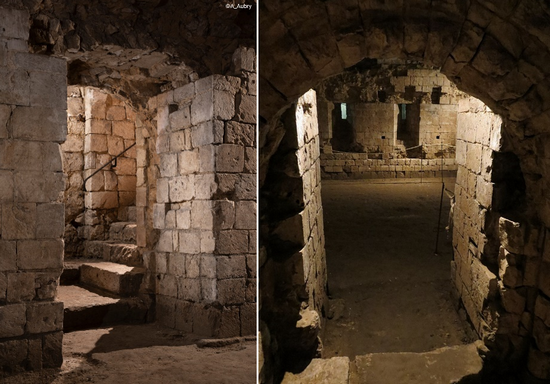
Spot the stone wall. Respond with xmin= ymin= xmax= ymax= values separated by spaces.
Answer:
xmin=450 ymin=96 xmax=541 ymax=371
xmin=61 ymin=87 xmax=138 ymax=257
xmin=316 ymin=68 xmax=461 ymax=179
xmin=62 ymin=86 xmax=85 ymax=257
xmin=152 ymin=48 xmax=256 ymax=337
xmin=260 ymin=90 xmax=327 ymax=381
xmin=82 ymin=88 xmax=137 ymax=242
xmin=321 ymin=154 xmax=457 ymax=179
xmin=0 ymin=6 xmax=67 ymax=375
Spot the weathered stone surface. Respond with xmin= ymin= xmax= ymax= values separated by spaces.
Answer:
xmin=282 ymin=357 xmax=350 ymax=384
xmin=0 ymin=303 xmax=26 ymax=338
xmin=354 ymin=343 xmax=483 ymax=384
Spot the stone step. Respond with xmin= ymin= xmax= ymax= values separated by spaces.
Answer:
xmin=80 ymin=261 xmax=145 ymax=297
xmin=282 ymin=357 xmax=350 ymax=384
xmin=281 ymin=344 xmax=483 ymax=384
xmin=58 ymin=285 xmax=148 ymax=332
xmin=351 ymin=343 xmax=483 ymax=384
xmin=109 ymin=221 xmax=137 ymax=242
xmin=84 ymin=240 xmax=141 ymax=266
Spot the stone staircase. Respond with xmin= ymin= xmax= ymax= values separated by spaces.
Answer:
xmin=59 ymin=212 xmax=149 ymax=332
xmin=282 ymin=343 xmax=484 ymax=384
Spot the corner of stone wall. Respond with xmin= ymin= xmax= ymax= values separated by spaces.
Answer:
xmin=0 ymin=5 xmax=67 ymax=376
xmin=151 ymin=48 xmax=256 ymax=338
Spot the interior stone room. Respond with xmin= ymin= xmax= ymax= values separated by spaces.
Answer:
xmin=0 ymin=0 xmax=256 ymax=382
xmin=260 ymin=1 xmax=550 ymax=383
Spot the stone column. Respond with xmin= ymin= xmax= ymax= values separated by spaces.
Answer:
xmin=152 ymin=49 xmax=256 ymax=337
xmin=0 ymin=6 xmax=67 ymax=375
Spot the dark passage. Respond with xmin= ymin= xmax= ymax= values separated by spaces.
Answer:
xmin=322 ymin=179 xmax=474 ymax=359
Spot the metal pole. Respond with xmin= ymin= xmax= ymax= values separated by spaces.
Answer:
xmin=435 ymin=181 xmax=445 ymax=256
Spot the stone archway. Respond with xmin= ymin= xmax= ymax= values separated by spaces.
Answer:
xmin=260 ymin=1 xmax=550 ymax=382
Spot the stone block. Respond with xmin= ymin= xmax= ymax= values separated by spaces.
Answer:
xmin=216 ymin=306 xmax=240 ymax=338
xmin=118 ymin=175 xmax=136 ymax=191
xmin=235 ymin=201 xmax=256 ymax=230
xmin=246 ymin=254 xmax=257 ymax=278
xmin=217 ymin=278 xmax=246 ymax=305
xmin=225 ymin=121 xmax=255 ymax=146
xmin=195 ymin=173 xmax=216 ymax=199
xmin=0 ymin=303 xmax=26 ymax=338
xmin=112 ymin=121 xmax=135 ymax=140
xmin=200 ymin=231 xmax=215 ymax=253
xmin=156 ymin=295 xmax=176 ymax=329
xmin=175 ymin=299 xmax=193 ymax=333
xmin=236 ymin=174 xmax=255 ymax=200
xmin=176 ymin=207 xmax=191 ymax=229
xmin=115 ymin=157 xmax=136 ymax=176
xmin=179 ymin=231 xmax=200 ymax=254
xmin=216 ymin=144 xmax=244 ymax=173
xmin=241 ymin=302 xmax=256 ymax=335
xmin=168 ymin=253 xmax=186 ymax=276
xmin=2 ymin=203 xmax=36 ymax=239
xmin=156 ymin=230 xmax=176 ymax=253
xmin=29 ymin=71 xmax=67 ymax=108
xmin=213 ymin=90 xmax=235 ymax=121
xmin=169 ymin=175 xmax=194 ymax=202
xmin=42 ymin=331 xmax=63 ymax=368
xmin=217 ymin=256 xmax=247 ymax=279
xmin=106 ymin=105 xmax=126 ymax=121
xmin=0 ymin=170 xmax=14 ymax=202
xmin=85 ymin=191 xmax=118 ymax=209
xmin=192 ymin=303 xmax=220 ymax=337
xmin=191 ymin=87 xmax=213 ymax=125
xmin=232 ymin=46 xmax=255 ymax=73
xmin=160 ymin=152 xmax=178 ymax=177
xmin=174 ymin=83 xmax=194 ymax=104
xmin=11 ymin=106 xmax=66 ymax=142
xmin=199 ymin=145 xmax=215 ymax=172
xmin=216 ymin=230 xmax=249 ymax=254
xmin=236 ymin=94 xmax=256 ymax=124
xmin=159 ymin=273 xmax=178 ymax=298
xmin=169 ymin=130 xmax=189 ymax=152
xmin=14 ymin=171 xmax=64 ymax=203
xmin=191 ymin=200 xmax=213 ymax=230
xmin=8 ymin=268 xmax=36 ymax=303
xmin=35 ymin=272 xmax=58 ymax=300
xmin=85 ymin=134 xmax=108 ymax=153
xmin=0 ymin=241 xmax=16 ymax=271
xmin=169 ymin=107 xmax=191 ymax=130
xmin=107 ymin=136 xmax=124 ymax=155
xmin=178 ymin=277 xmax=201 ymax=302
xmin=0 ymin=7 xmax=29 ymax=40
xmin=17 ymin=239 xmax=63 ymax=270
xmin=0 ymin=68 xmax=29 ymax=106
xmin=192 ymin=121 xmax=215 ymax=147
xmin=36 ymin=203 xmax=64 ymax=239
xmin=213 ymin=200 xmax=235 ymax=230
xmin=157 ymin=178 xmax=169 ymax=203
xmin=244 ymin=146 xmax=256 ymax=173
xmin=178 ymin=150 xmax=200 ymax=175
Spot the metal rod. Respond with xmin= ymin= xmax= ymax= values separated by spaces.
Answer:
xmin=435 ymin=181 xmax=445 ymax=256
xmin=83 ymin=142 xmax=136 ymax=191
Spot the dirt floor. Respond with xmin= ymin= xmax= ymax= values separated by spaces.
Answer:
xmin=321 ymin=178 xmax=475 ymax=359
xmin=2 ymin=323 xmax=256 ymax=384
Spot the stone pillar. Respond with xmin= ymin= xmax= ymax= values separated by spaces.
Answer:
xmin=0 ymin=6 xmax=67 ymax=375
xmin=152 ymin=53 xmax=256 ymax=337
xmin=316 ymin=94 xmax=333 ymax=154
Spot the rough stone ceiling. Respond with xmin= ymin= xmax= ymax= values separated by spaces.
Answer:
xmin=13 ymin=0 xmax=256 ymax=106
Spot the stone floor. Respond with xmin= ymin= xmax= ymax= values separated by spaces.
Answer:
xmin=282 ymin=343 xmax=484 ymax=384
xmin=321 ymin=178 xmax=474 ymax=358
xmin=2 ymin=323 xmax=256 ymax=384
